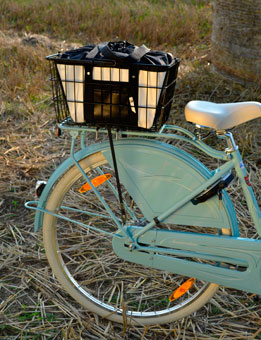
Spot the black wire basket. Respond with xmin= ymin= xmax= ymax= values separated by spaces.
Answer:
xmin=47 ymin=53 xmax=179 ymax=131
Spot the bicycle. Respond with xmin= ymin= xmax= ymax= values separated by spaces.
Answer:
xmin=25 ymin=49 xmax=261 ymax=326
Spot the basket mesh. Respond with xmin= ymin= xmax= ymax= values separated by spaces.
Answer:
xmin=48 ymin=57 xmax=179 ymax=130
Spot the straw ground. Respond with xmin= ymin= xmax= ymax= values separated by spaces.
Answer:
xmin=1 ymin=1 xmax=261 ymax=339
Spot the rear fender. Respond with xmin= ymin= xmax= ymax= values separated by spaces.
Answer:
xmin=34 ymin=138 xmax=238 ymax=234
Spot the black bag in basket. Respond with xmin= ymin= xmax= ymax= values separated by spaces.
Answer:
xmin=48 ymin=41 xmax=179 ymax=130
xmin=61 ymin=41 xmax=173 ymax=65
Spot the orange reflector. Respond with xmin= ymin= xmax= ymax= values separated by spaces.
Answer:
xmin=169 ymin=278 xmax=196 ymax=302
xmin=79 ymin=174 xmax=111 ymax=193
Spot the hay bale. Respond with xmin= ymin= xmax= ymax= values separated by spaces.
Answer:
xmin=211 ymin=0 xmax=261 ymax=83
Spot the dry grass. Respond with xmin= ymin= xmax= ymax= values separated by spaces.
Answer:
xmin=0 ymin=2 xmax=261 ymax=338
xmin=1 ymin=0 xmax=212 ymax=49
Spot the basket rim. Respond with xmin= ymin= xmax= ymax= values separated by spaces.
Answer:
xmin=46 ymin=53 xmax=180 ymax=71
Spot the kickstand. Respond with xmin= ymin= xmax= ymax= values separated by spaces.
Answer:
xmin=107 ymin=127 xmax=126 ymax=224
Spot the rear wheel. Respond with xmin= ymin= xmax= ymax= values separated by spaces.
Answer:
xmin=42 ymin=150 xmax=231 ymax=325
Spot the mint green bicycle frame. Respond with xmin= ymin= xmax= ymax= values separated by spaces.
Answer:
xmin=26 ymin=123 xmax=261 ymax=295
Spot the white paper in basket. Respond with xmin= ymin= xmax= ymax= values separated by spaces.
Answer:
xmin=138 ymin=70 xmax=166 ymax=129
xmin=57 ymin=64 xmax=85 ymax=122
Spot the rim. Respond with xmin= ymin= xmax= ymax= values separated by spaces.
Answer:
xmin=46 ymin=155 xmax=217 ymax=319
xmin=57 ymin=256 xmax=211 ymax=318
